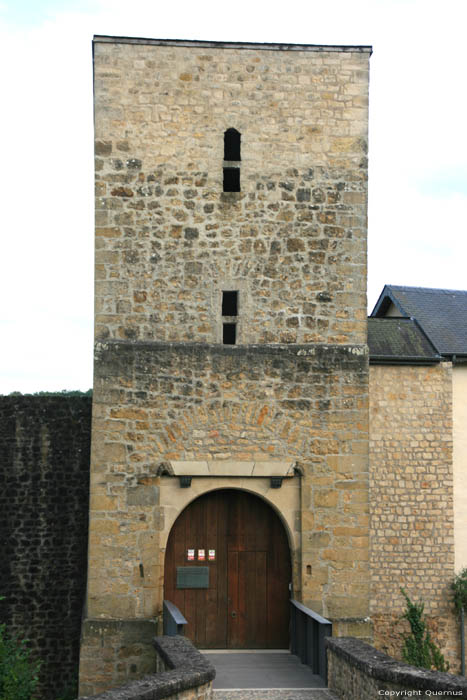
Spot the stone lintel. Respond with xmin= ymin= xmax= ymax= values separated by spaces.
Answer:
xmin=170 ymin=460 xmax=295 ymax=477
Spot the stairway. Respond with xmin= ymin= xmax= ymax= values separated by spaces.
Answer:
xmin=202 ymin=651 xmax=339 ymax=700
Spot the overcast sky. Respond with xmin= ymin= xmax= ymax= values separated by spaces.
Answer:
xmin=1 ymin=0 xmax=466 ymax=394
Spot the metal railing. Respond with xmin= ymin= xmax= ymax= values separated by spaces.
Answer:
xmin=290 ymin=599 xmax=332 ymax=685
xmin=163 ymin=599 xmax=188 ymax=636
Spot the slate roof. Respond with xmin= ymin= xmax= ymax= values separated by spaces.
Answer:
xmin=367 ymin=318 xmax=440 ymax=364
xmin=370 ymin=285 xmax=467 ymax=356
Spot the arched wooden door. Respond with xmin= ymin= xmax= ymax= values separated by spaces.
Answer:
xmin=164 ymin=489 xmax=291 ymax=648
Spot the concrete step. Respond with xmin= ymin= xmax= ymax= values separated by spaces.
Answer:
xmin=213 ymin=690 xmax=339 ymax=699
xmin=203 ymin=651 xmax=326 ymax=691
xmin=203 ymin=651 xmax=339 ymax=699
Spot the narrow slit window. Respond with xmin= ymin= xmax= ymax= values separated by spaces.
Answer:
xmin=222 ymin=291 xmax=238 ymax=316
xmin=224 ymin=128 xmax=241 ymax=161
xmin=223 ymin=323 xmax=237 ymax=345
xmin=223 ymin=167 xmax=240 ymax=193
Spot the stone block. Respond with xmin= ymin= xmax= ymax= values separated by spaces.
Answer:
xmin=127 ymin=485 xmax=159 ymax=506
xmin=94 ymin=440 xmax=126 ymax=463
xmin=91 ymin=518 xmax=119 ymax=534
xmin=314 ymin=489 xmax=339 ymax=508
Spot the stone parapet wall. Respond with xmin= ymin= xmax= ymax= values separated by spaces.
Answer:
xmin=369 ymin=363 xmax=459 ymax=668
xmin=327 ymin=637 xmax=467 ymax=699
xmin=79 ymin=634 xmax=214 ymax=699
xmin=93 ymin=38 xmax=369 ymax=347
xmin=0 ymin=395 xmax=92 ymax=700
xmin=79 ymin=620 xmax=158 ymax=697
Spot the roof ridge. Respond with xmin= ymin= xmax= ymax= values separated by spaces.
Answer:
xmin=368 ymin=316 xmax=415 ymax=321
xmin=388 ymin=284 xmax=467 ymax=294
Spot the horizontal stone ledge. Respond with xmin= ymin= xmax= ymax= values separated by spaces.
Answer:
xmin=81 ymin=618 xmax=157 ymax=644
xmin=93 ymin=35 xmax=373 ymax=55
xmin=94 ymin=339 xmax=368 ymax=359
xmin=167 ymin=460 xmax=296 ymax=477
xmin=326 ymin=637 xmax=467 ymax=693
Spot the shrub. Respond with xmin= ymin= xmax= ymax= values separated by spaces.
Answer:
xmin=400 ymin=588 xmax=449 ymax=672
xmin=452 ymin=567 xmax=467 ymax=614
xmin=54 ymin=687 xmax=77 ymax=700
xmin=0 ymin=622 xmax=41 ymax=700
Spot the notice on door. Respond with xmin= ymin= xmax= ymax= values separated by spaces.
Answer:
xmin=187 ymin=549 xmax=195 ymax=561
xmin=176 ymin=566 xmax=209 ymax=589
xmin=198 ymin=549 xmax=205 ymax=561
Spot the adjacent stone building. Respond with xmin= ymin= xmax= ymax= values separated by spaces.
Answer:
xmin=79 ymin=35 xmax=372 ymax=695
xmin=368 ymin=286 xmax=467 ymax=667
xmin=371 ymin=285 xmax=467 ymax=575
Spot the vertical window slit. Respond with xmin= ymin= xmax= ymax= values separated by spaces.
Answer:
xmin=223 ymin=128 xmax=241 ymax=192
xmin=223 ymin=323 xmax=237 ymax=345
xmin=223 ymin=167 xmax=240 ymax=193
xmin=224 ymin=128 xmax=241 ymax=161
xmin=222 ymin=291 xmax=238 ymax=316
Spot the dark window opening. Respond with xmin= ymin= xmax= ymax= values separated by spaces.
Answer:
xmin=222 ymin=291 xmax=238 ymax=316
xmin=223 ymin=323 xmax=236 ymax=345
xmin=223 ymin=167 xmax=240 ymax=192
xmin=224 ymin=128 xmax=241 ymax=161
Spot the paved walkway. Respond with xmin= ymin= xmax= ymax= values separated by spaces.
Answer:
xmin=202 ymin=651 xmax=339 ymax=700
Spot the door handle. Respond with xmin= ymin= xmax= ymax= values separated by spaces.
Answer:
xmin=231 ymin=610 xmax=237 ymax=618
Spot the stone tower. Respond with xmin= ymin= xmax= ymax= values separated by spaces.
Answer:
xmin=80 ymin=36 xmax=372 ymax=695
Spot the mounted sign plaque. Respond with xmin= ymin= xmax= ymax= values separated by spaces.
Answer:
xmin=209 ymin=549 xmax=216 ymax=561
xmin=198 ymin=549 xmax=205 ymax=561
xmin=176 ymin=566 xmax=209 ymax=589
xmin=187 ymin=549 xmax=195 ymax=561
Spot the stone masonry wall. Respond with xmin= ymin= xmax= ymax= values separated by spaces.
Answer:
xmin=0 ymin=396 xmax=91 ymax=700
xmin=93 ymin=39 xmax=370 ymax=347
xmin=79 ymin=620 xmax=158 ymax=696
xmin=88 ymin=341 xmax=369 ymax=618
xmin=369 ymin=364 xmax=459 ymax=670
xmin=79 ymin=635 xmax=215 ymax=700
xmin=81 ymin=340 xmax=369 ymax=693
xmin=84 ymin=37 xmax=371 ymax=694
xmin=327 ymin=637 xmax=467 ymax=699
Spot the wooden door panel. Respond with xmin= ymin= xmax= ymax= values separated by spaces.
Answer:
xmin=227 ymin=550 xmax=240 ymax=647
xmin=237 ymin=550 xmax=248 ymax=646
xmin=250 ymin=551 xmax=268 ymax=648
xmin=168 ymin=507 xmax=186 ymax=616
xmin=214 ymin=494 xmax=228 ymax=646
xmin=184 ymin=499 xmax=204 ymax=643
xmin=164 ymin=489 xmax=291 ymax=649
xmin=204 ymin=492 xmax=218 ymax=642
